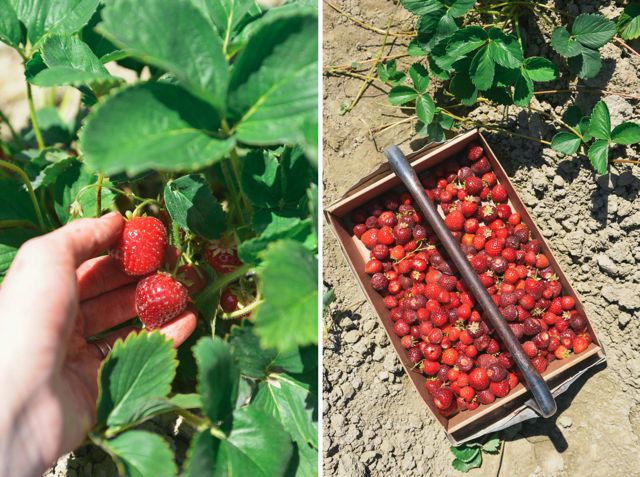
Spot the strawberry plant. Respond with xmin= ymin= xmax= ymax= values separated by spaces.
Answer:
xmin=0 ymin=0 xmax=318 ymax=475
xmin=326 ymin=1 xmax=640 ymax=175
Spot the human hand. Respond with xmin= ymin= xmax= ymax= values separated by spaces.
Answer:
xmin=0 ymin=212 xmax=197 ymax=477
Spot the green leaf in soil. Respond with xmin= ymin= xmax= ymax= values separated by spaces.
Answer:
xmin=579 ymin=117 xmax=592 ymax=141
xmin=482 ymin=436 xmax=501 ymax=453
xmin=100 ymin=430 xmax=177 ymax=477
xmin=551 ymin=132 xmax=582 ymax=155
xmin=568 ymin=47 xmax=602 ymax=79
xmin=522 ymin=56 xmax=558 ymax=82
xmin=8 ymin=0 xmax=100 ymax=46
xmin=446 ymin=26 xmax=488 ymax=60
xmin=572 ymin=13 xmax=616 ymax=49
xmin=388 ymin=85 xmax=418 ymax=105
xmin=79 ymin=82 xmax=233 ymax=176
xmin=589 ymin=100 xmax=611 ymax=140
xmin=192 ymin=0 xmax=255 ymax=46
xmin=400 ymin=0 xmax=445 ymax=17
xmin=164 ymin=174 xmax=226 ymax=240
xmin=183 ymin=406 xmax=293 ymax=477
xmin=53 ymin=160 xmax=114 ymax=223
xmin=611 ymin=122 xmax=640 ymax=144
xmin=0 ymin=178 xmax=38 ymax=225
xmin=0 ymin=0 xmax=21 ymax=48
xmin=228 ymin=7 xmax=317 ymax=145
xmin=194 ymin=337 xmax=239 ymax=423
xmin=550 ymin=27 xmax=582 ymax=58
xmin=469 ymin=46 xmax=494 ymax=90
xmin=418 ymin=13 xmax=458 ymax=53
xmin=408 ymin=62 xmax=430 ymax=92
xmin=254 ymin=373 xmax=318 ymax=476
xmin=415 ymin=94 xmax=436 ymax=125
xmin=407 ymin=39 xmax=427 ymax=56
xmin=450 ymin=446 xmax=481 ymax=462
xmin=449 ymin=71 xmax=478 ymax=106
xmin=487 ymin=28 xmax=524 ymax=68
xmin=254 ymin=239 xmax=317 ymax=353
xmin=564 ymin=105 xmax=583 ymax=127
xmin=451 ymin=452 xmax=482 ymax=472
xmin=97 ymin=331 xmax=177 ymax=427
xmin=29 ymin=34 xmax=113 ymax=88
xmin=483 ymin=86 xmax=513 ymax=105
xmin=513 ymin=73 xmax=534 ymax=107
xmin=588 ymin=139 xmax=609 ymax=174
xmin=0 ymin=228 xmax=40 ymax=280
xmin=99 ymin=0 xmax=228 ymax=111
xmin=618 ymin=3 xmax=640 ymax=40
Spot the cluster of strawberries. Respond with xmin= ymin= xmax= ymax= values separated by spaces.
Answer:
xmin=352 ymin=144 xmax=592 ymax=416
xmin=111 ymin=215 xmax=243 ymax=329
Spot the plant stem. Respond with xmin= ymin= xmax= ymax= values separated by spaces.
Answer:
xmin=343 ymin=22 xmax=391 ymax=114
xmin=132 ymin=198 xmax=159 ymax=217
xmin=612 ymin=159 xmax=640 ymax=165
xmin=614 ymin=37 xmax=640 ymax=58
xmin=324 ymin=68 xmax=389 ymax=88
xmin=0 ymin=159 xmax=45 ymax=230
xmin=533 ymin=88 xmax=640 ymax=101
xmin=324 ymin=0 xmax=415 ymax=38
xmin=0 ymin=108 xmax=24 ymax=147
xmin=25 ymin=82 xmax=44 ymax=151
xmin=221 ymin=298 xmax=264 ymax=320
xmin=96 ymin=172 xmax=104 ymax=217
xmin=324 ymin=53 xmax=409 ymax=71
xmin=0 ymin=219 xmax=40 ymax=230
xmin=176 ymin=408 xmax=210 ymax=431
xmin=229 ymin=146 xmax=252 ymax=218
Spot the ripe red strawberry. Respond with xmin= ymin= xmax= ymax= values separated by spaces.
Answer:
xmin=205 ymin=240 xmax=243 ymax=274
xmin=360 ymin=228 xmax=378 ymax=249
xmin=467 ymin=145 xmax=484 ymax=161
xmin=489 ymin=380 xmax=510 ymax=398
xmin=573 ymin=336 xmax=589 ymax=353
xmin=477 ymin=389 xmax=495 ymax=404
xmin=485 ymin=238 xmax=503 ymax=257
xmin=424 ymin=377 xmax=443 ymax=394
xmin=522 ymin=341 xmax=538 ymax=357
xmin=531 ymin=355 xmax=548 ymax=373
xmin=478 ymin=204 xmax=497 ymax=223
xmin=135 ymin=272 xmax=188 ymax=329
xmin=353 ymin=223 xmax=367 ymax=238
xmin=393 ymin=320 xmax=410 ymax=336
xmin=465 ymin=176 xmax=483 ymax=195
xmin=469 ymin=367 xmax=489 ymax=390
xmin=561 ymin=296 xmax=576 ymax=310
xmin=442 ymin=348 xmax=459 ymax=366
xmin=423 ymin=360 xmax=440 ymax=375
xmin=112 ymin=216 xmax=168 ymax=276
xmin=471 ymin=156 xmax=491 ymax=174
xmin=461 ymin=198 xmax=479 ymax=217
xmin=220 ymin=287 xmax=239 ymax=313
xmin=433 ymin=387 xmax=454 ymax=410
xmin=554 ymin=345 xmax=571 ymax=359
xmin=444 ymin=210 xmax=465 ymax=231
xmin=491 ymin=184 xmax=508 ymax=203
xmin=364 ymin=259 xmax=383 ymax=274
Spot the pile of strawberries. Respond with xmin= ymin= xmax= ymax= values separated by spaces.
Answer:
xmin=351 ymin=144 xmax=592 ymax=416
xmin=111 ymin=215 xmax=244 ymax=329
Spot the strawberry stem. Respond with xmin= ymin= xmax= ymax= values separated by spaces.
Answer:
xmin=25 ymin=81 xmax=44 ymax=151
xmin=0 ymin=159 xmax=45 ymax=230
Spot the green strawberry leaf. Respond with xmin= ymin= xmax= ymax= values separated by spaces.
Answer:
xmin=588 ymin=139 xmax=609 ymax=174
xmin=378 ymin=60 xmax=406 ymax=85
xmin=550 ymin=27 xmax=582 ymax=58
xmin=0 ymin=0 xmax=21 ymax=48
xmin=469 ymin=46 xmax=494 ymax=90
xmin=447 ymin=0 xmax=475 ymax=18
xmin=446 ymin=26 xmax=488 ymax=60
xmin=513 ymin=73 xmax=533 ymax=106
xmin=567 ymin=47 xmax=602 ymax=79
xmin=572 ymin=13 xmax=616 ymax=49
xmin=0 ymin=178 xmax=39 ymax=225
xmin=611 ymin=122 xmax=640 ymax=144
xmin=99 ymin=430 xmax=177 ymax=477
xmin=183 ymin=406 xmax=293 ymax=477
xmin=451 ymin=452 xmax=482 ymax=472
xmin=254 ymin=240 xmax=317 ymax=352
xmin=563 ymin=105 xmax=583 ymax=127
xmin=400 ymin=0 xmax=445 ymax=17
xmin=551 ymin=131 xmax=582 ymax=155
xmin=589 ymin=100 xmax=611 ymax=140
xmin=194 ymin=337 xmax=239 ymax=423
xmin=522 ymin=56 xmax=558 ymax=82
xmin=79 ymin=82 xmax=234 ymax=175
xmin=449 ymin=71 xmax=478 ymax=105
xmin=96 ymin=331 xmax=177 ymax=428
xmin=618 ymin=3 xmax=640 ymax=40
xmin=408 ymin=63 xmax=430 ymax=92
xmin=482 ymin=436 xmax=501 ymax=453
xmin=192 ymin=0 xmax=255 ymax=49
xmin=487 ymin=28 xmax=524 ymax=68
xmin=228 ymin=7 xmax=318 ymax=146
xmin=451 ymin=446 xmax=481 ymax=463
xmin=0 ymin=228 xmax=40 ymax=281
xmin=416 ymin=94 xmax=436 ymax=125
xmin=388 ymin=85 xmax=418 ymax=105
xmin=230 ymin=325 xmax=279 ymax=379
xmin=164 ymin=174 xmax=226 ymax=240
xmin=9 ymin=0 xmax=100 ymax=47
xmin=99 ymin=0 xmax=229 ymax=111
xmin=53 ymin=160 xmax=115 ymax=223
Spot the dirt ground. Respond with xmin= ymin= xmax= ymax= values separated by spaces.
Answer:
xmin=322 ymin=1 xmax=640 ymax=476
